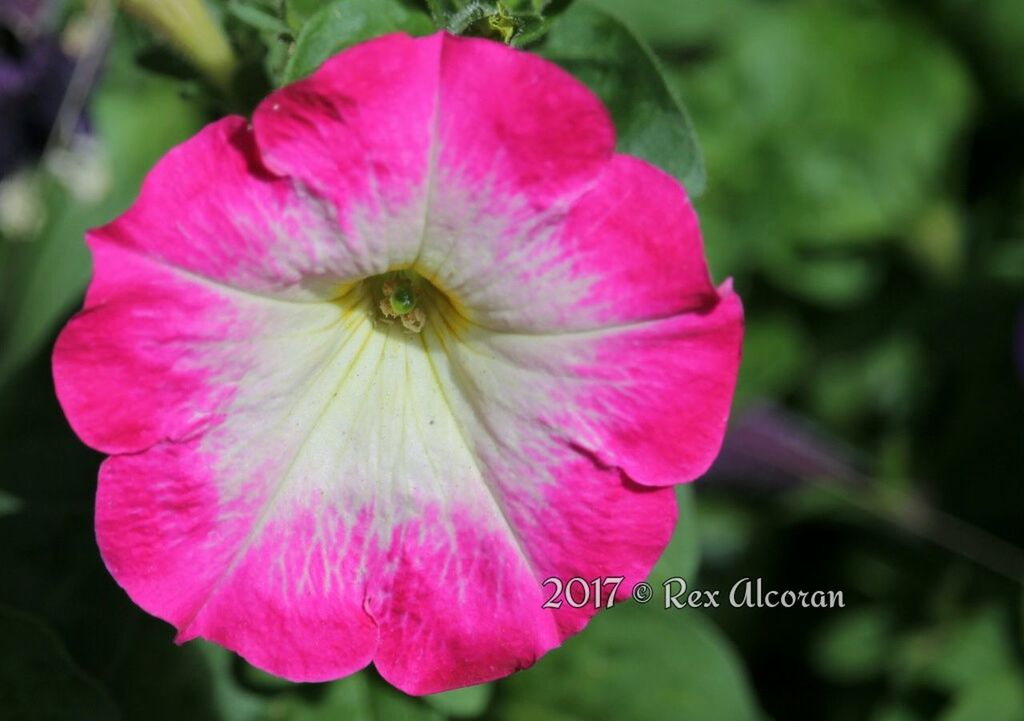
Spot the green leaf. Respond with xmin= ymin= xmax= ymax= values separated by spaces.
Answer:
xmin=282 ymin=0 xmax=435 ymax=84
xmin=285 ymin=0 xmax=329 ymax=29
xmin=193 ymin=660 xmax=445 ymax=721
xmin=938 ymin=670 xmax=1024 ymax=721
xmin=227 ymin=0 xmax=291 ymax=34
xmin=647 ymin=485 xmax=700 ymax=587
xmin=0 ymin=489 xmax=23 ymax=518
xmin=193 ymin=643 xmax=268 ymax=721
xmin=926 ymin=0 xmax=1024 ymax=105
xmin=916 ymin=607 xmax=1020 ymax=692
xmin=262 ymin=675 xmax=377 ymax=721
xmin=538 ymin=2 xmax=705 ymax=195
xmin=694 ymin=499 xmax=753 ymax=568
xmin=812 ymin=608 xmax=894 ymax=682
xmin=424 ymin=683 xmax=493 ymax=717
xmin=764 ymin=254 xmax=879 ymax=309
xmin=585 ymin=0 xmax=749 ymax=47
xmin=811 ymin=337 xmax=923 ymax=428
xmin=493 ymin=603 xmax=762 ymax=721
xmin=0 ymin=606 xmax=118 ymax=721
xmin=873 ymin=706 xmax=922 ymax=721
xmin=370 ymin=681 xmax=445 ymax=721
xmin=252 ymin=671 xmax=443 ymax=721
xmin=666 ymin=1 xmax=972 ymax=302
xmin=734 ymin=314 xmax=810 ymax=405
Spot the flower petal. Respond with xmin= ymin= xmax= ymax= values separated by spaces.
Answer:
xmin=369 ymin=478 xmax=675 ymax=694
xmin=428 ymin=287 xmax=743 ymax=490
xmin=421 ymin=153 xmax=722 ymax=332
xmin=67 ymin=270 xmax=678 ymax=689
xmin=80 ymin=114 xmax=374 ymax=300
xmin=53 ymin=115 xmax=355 ymax=454
xmin=251 ymin=33 xmax=442 ymax=276
xmin=252 ymin=33 xmax=616 ymax=285
xmin=96 ymin=444 xmax=380 ymax=681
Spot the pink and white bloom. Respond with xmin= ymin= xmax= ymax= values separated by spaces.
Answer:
xmin=52 ymin=33 xmax=743 ymax=693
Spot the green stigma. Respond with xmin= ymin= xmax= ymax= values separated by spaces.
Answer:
xmin=389 ymin=286 xmax=416 ymax=316
xmin=375 ymin=272 xmax=426 ymax=332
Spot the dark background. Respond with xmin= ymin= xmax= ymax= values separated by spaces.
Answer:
xmin=1 ymin=1 xmax=1022 ymax=719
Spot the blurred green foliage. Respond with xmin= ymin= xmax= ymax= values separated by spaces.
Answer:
xmin=2 ymin=0 xmax=1023 ymax=720
xmin=282 ymin=0 xmax=434 ymax=82
xmin=537 ymin=2 xmax=706 ymax=194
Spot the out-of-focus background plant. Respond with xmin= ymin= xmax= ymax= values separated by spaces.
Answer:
xmin=1 ymin=1 xmax=1021 ymax=719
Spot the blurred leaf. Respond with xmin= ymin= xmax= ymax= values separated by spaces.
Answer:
xmin=108 ymin=635 xmax=228 ymax=721
xmin=586 ymin=0 xmax=749 ymax=47
xmin=539 ymin=1 xmax=706 ymax=195
xmin=926 ymin=0 xmax=1024 ymax=105
xmin=694 ymin=499 xmax=753 ymax=569
xmin=734 ymin=314 xmax=810 ymax=405
xmin=670 ymin=2 xmax=972 ymax=302
xmin=766 ymin=254 xmax=879 ymax=309
xmin=811 ymin=337 xmax=924 ymax=429
xmin=647 ymin=485 xmax=700 ymax=586
xmin=987 ymin=238 xmax=1024 ymax=284
xmin=227 ymin=0 xmax=291 ymax=34
xmin=370 ymin=681 xmax=444 ymax=721
xmin=938 ymin=670 xmax=1024 ymax=721
xmin=0 ymin=489 xmax=23 ymax=517
xmin=424 ymin=683 xmax=493 ymax=717
xmin=0 ymin=606 xmax=118 ymax=721
xmin=493 ymin=603 xmax=761 ymax=721
xmin=917 ymin=607 xmax=1020 ymax=692
xmin=190 ymin=658 xmax=447 ymax=721
xmin=873 ymin=707 xmax=923 ymax=721
xmin=812 ymin=608 xmax=893 ymax=683
xmin=194 ymin=643 xmax=267 ymax=721
xmin=285 ymin=0 xmax=329 ymax=29
xmin=905 ymin=200 xmax=965 ymax=282
xmin=236 ymin=656 xmax=296 ymax=694
xmin=282 ymin=0 xmax=435 ymax=83
xmin=263 ymin=675 xmax=375 ymax=721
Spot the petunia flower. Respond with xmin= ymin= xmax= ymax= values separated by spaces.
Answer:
xmin=52 ymin=33 xmax=743 ymax=693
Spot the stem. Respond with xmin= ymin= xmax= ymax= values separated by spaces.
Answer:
xmin=47 ymin=0 xmax=113 ymax=153
xmin=814 ymin=479 xmax=1024 ymax=583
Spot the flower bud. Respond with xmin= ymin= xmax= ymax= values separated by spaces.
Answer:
xmin=120 ymin=0 xmax=235 ymax=88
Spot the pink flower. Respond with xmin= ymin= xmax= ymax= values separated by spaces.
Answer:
xmin=52 ymin=33 xmax=743 ymax=693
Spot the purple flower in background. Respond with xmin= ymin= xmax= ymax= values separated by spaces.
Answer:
xmin=0 ymin=0 xmax=79 ymax=179
xmin=709 ymin=403 xmax=864 ymax=489
xmin=0 ymin=0 xmax=49 ymax=29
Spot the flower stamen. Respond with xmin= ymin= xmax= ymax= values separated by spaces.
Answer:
xmin=377 ymin=274 xmax=426 ymax=333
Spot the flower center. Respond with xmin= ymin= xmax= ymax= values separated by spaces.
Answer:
xmin=375 ymin=270 xmax=427 ymax=333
